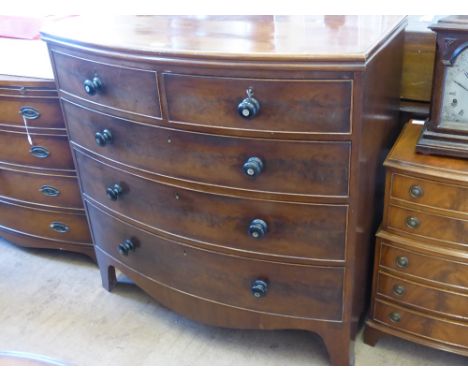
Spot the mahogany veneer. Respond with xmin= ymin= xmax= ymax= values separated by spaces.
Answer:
xmin=42 ymin=15 xmax=407 ymax=365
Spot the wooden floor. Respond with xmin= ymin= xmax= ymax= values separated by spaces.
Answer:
xmin=0 ymin=237 xmax=466 ymax=366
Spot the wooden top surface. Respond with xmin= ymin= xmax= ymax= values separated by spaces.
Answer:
xmin=0 ymin=38 xmax=54 ymax=80
xmin=41 ymin=15 xmax=406 ymax=63
xmin=385 ymin=121 xmax=468 ymax=181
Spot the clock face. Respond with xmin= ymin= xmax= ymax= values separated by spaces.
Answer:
xmin=441 ymin=47 xmax=468 ymax=128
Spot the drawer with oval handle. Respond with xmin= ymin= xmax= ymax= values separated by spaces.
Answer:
xmin=0 ymin=97 xmax=64 ymax=129
xmin=389 ymin=173 xmax=468 ymax=214
xmin=0 ymin=199 xmax=91 ymax=244
xmin=75 ymin=150 xmax=348 ymax=262
xmin=377 ymin=272 xmax=468 ymax=320
xmin=87 ymin=200 xmax=345 ymax=321
xmin=377 ymin=237 xmax=468 ymax=290
xmin=0 ymin=166 xmax=83 ymax=209
xmin=0 ymin=127 xmax=74 ymax=170
xmin=163 ymin=73 xmax=352 ymax=135
xmin=386 ymin=205 xmax=468 ymax=249
xmin=373 ymin=300 xmax=468 ymax=349
xmin=63 ymin=100 xmax=351 ymax=199
xmin=51 ymin=50 xmax=161 ymax=120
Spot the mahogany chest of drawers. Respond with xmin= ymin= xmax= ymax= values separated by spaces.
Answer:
xmin=42 ymin=15 xmax=406 ymax=365
xmin=0 ymin=39 xmax=93 ymax=258
xmin=364 ymin=122 xmax=468 ymax=357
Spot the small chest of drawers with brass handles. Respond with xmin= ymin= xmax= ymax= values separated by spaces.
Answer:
xmin=364 ymin=122 xmax=468 ymax=358
xmin=42 ymin=15 xmax=407 ymax=365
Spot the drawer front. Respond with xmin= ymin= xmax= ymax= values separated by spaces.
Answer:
xmin=63 ymin=101 xmax=350 ymax=197
xmin=386 ymin=205 xmax=468 ymax=248
xmin=390 ymin=173 xmax=468 ymax=214
xmin=0 ymin=167 xmax=83 ymax=209
xmin=87 ymin=201 xmax=344 ymax=321
xmin=0 ymin=128 xmax=74 ymax=170
xmin=76 ymin=151 xmax=347 ymax=262
xmin=0 ymin=199 xmax=91 ymax=244
xmin=164 ymin=73 xmax=352 ymax=134
xmin=374 ymin=300 xmax=468 ymax=349
xmin=52 ymin=51 xmax=161 ymax=119
xmin=0 ymin=97 xmax=64 ymax=129
xmin=377 ymin=272 xmax=468 ymax=320
xmin=378 ymin=240 xmax=468 ymax=290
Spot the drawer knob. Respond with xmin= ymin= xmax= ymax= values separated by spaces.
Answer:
xmin=248 ymin=218 xmax=268 ymax=239
xmin=243 ymin=157 xmax=264 ymax=177
xmin=95 ymin=129 xmax=113 ymax=147
xmin=409 ymin=185 xmax=424 ymax=198
xmin=237 ymin=88 xmax=260 ymax=119
xmin=389 ymin=312 xmax=401 ymax=323
xmin=392 ymin=284 xmax=406 ymax=296
xmin=251 ymin=279 xmax=269 ymax=298
xmin=83 ymin=76 xmax=102 ymax=96
xmin=396 ymin=256 xmax=409 ymax=269
xmin=118 ymin=239 xmax=135 ymax=256
xmin=406 ymin=216 xmax=420 ymax=229
xmin=106 ymin=183 xmax=123 ymax=201
xmin=39 ymin=185 xmax=61 ymax=197
xmin=49 ymin=221 xmax=70 ymax=234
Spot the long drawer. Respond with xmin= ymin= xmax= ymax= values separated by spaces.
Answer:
xmin=0 ymin=126 xmax=74 ymax=170
xmin=76 ymin=150 xmax=348 ymax=262
xmin=389 ymin=173 xmax=468 ymax=215
xmin=374 ymin=300 xmax=468 ymax=349
xmin=0 ymin=199 xmax=91 ymax=244
xmin=386 ymin=205 xmax=468 ymax=249
xmin=87 ymin=201 xmax=345 ymax=321
xmin=163 ymin=73 xmax=352 ymax=134
xmin=63 ymin=100 xmax=351 ymax=198
xmin=0 ymin=166 xmax=83 ymax=209
xmin=0 ymin=96 xmax=64 ymax=129
xmin=377 ymin=239 xmax=468 ymax=290
xmin=51 ymin=50 xmax=161 ymax=119
xmin=376 ymin=272 xmax=468 ymax=320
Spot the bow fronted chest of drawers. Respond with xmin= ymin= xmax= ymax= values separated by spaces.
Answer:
xmin=0 ymin=39 xmax=93 ymax=258
xmin=364 ymin=122 xmax=468 ymax=357
xmin=41 ymin=15 xmax=406 ymax=365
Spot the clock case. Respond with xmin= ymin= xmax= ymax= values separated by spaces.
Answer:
xmin=416 ymin=16 xmax=468 ymax=159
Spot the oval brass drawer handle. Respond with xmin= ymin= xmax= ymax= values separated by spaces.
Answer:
xmin=19 ymin=106 xmax=41 ymax=120
xmin=389 ymin=311 xmax=401 ymax=323
xmin=395 ymin=256 xmax=409 ymax=269
xmin=39 ymin=185 xmax=61 ymax=197
xmin=392 ymin=284 xmax=406 ymax=296
xmin=49 ymin=222 xmax=70 ymax=234
xmin=409 ymin=184 xmax=424 ymax=198
xmin=251 ymin=279 xmax=269 ymax=298
xmin=406 ymin=216 xmax=420 ymax=229
xmin=30 ymin=146 xmax=50 ymax=159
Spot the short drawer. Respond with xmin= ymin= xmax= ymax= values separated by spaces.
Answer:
xmin=377 ymin=239 xmax=468 ymax=290
xmin=385 ymin=205 xmax=468 ymax=249
xmin=0 ymin=199 xmax=91 ymax=244
xmin=373 ymin=300 xmax=468 ymax=349
xmin=377 ymin=272 xmax=468 ymax=320
xmin=87 ymin=201 xmax=344 ymax=321
xmin=63 ymin=101 xmax=351 ymax=198
xmin=390 ymin=173 xmax=468 ymax=214
xmin=51 ymin=50 xmax=161 ymax=119
xmin=0 ymin=127 xmax=74 ymax=170
xmin=0 ymin=96 xmax=64 ymax=129
xmin=164 ymin=73 xmax=352 ymax=134
xmin=76 ymin=151 xmax=348 ymax=262
xmin=0 ymin=166 xmax=83 ymax=209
